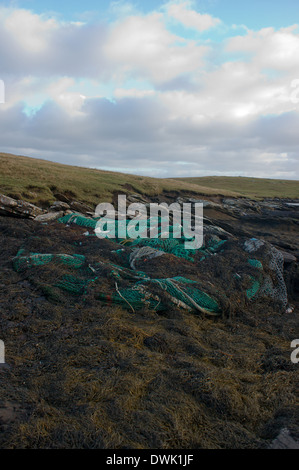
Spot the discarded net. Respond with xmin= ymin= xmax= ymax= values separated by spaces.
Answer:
xmin=12 ymin=248 xmax=223 ymax=314
xmin=11 ymin=214 xmax=289 ymax=315
xmin=13 ymin=249 xmax=86 ymax=271
xmin=244 ymin=239 xmax=288 ymax=308
xmin=58 ymin=213 xmax=227 ymax=262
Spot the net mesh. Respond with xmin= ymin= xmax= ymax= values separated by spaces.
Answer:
xmin=243 ymin=239 xmax=288 ymax=308
xmin=11 ymin=213 xmax=289 ymax=315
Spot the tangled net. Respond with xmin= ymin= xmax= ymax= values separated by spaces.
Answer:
xmin=11 ymin=214 xmax=289 ymax=316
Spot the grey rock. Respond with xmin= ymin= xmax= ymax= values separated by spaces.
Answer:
xmin=189 ymin=198 xmax=222 ymax=209
xmin=0 ymin=194 xmax=44 ymax=219
xmin=269 ymin=428 xmax=299 ymax=449
xmin=0 ymin=194 xmax=18 ymax=208
xmin=49 ymin=201 xmax=70 ymax=211
xmin=204 ymin=224 xmax=235 ymax=239
xmin=35 ymin=211 xmax=64 ymax=222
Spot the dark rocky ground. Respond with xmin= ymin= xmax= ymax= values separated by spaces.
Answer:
xmin=0 ymin=194 xmax=298 ymax=449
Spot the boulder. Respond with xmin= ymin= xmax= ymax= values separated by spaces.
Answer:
xmin=34 ymin=211 xmax=64 ymax=223
xmin=49 ymin=201 xmax=71 ymax=212
xmin=0 ymin=194 xmax=44 ymax=219
xmin=0 ymin=194 xmax=18 ymax=209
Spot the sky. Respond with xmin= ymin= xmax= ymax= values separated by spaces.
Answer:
xmin=1 ymin=0 xmax=299 ymax=179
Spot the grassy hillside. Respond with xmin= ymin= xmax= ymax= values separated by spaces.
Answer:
xmin=0 ymin=153 xmax=240 ymax=207
xmin=174 ymin=176 xmax=299 ymax=200
xmin=1 ymin=153 xmax=298 ymax=207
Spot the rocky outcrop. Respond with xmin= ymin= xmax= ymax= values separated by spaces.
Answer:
xmin=0 ymin=193 xmax=96 ymax=222
xmin=0 ymin=194 xmax=45 ymax=219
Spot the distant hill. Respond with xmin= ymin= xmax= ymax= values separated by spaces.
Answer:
xmin=0 ymin=153 xmax=240 ymax=207
xmin=0 ymin=152 xmax=298 ymax=208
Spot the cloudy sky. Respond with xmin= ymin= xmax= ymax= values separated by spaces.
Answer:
xmin=1 ymin=0 xmax=299 ymax=179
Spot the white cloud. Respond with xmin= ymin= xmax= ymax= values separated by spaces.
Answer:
xmin=166 ymin=1 xmax=221 ymax=32
xmin=47 ymin=78 xmax=86 ymax=116
xmin=2 ymin=8 xmax=57 ymax=53
xmin=0 ymin=6 xmax=298 ymax=179
xmin=103 ymin=13 xmax=209 ymax=83
xmin=0 ymin=7 xmax=108 ymax=78
xmin=226 ymin=25 xmax=299 ymax=71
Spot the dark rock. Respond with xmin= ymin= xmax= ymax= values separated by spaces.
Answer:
xmin=52 ymin=193 xmax=71 ymax=203
xmin=70 ymin=201 xmax=94 ymax=214
xmin=127 ymin=194 xmax=148 ymax=204
xmin=49 ymin=201 xmax=70 ymax=212
xmin=276 ymin=249 xmax=297 ymax=263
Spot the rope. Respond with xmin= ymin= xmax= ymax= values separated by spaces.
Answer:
xmin=169 ymin=279 xmax=221 ymax=316
xmin=115 ymin=282 xmax=135 ymax=313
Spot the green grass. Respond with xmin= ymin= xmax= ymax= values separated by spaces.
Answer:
xmin=0 ymin=153 xmax=240 ymax=207
xmin=174 ymin=176 xmax=299 ymax=200
xmin=1 ymin=153 xmax=298 ymax=207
